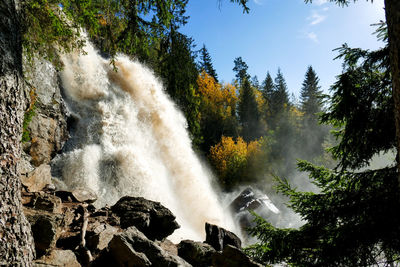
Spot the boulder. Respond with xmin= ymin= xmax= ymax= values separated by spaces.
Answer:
xmin=111 ymin=196 xmax=180 ymax=240
xmin=34 ymin=249 xmax=81 ymax=267
xmin=21 ymin=164 xmax=52 ymax=192
xmin=71 ymin=188 xmax=97 ymax=203
xmin=205 ymin=223 xmax=241 ymax=251
xmin=177 ymin=240 xmax=216 ymax=267
xmin=108 ymin=226 xmax=191 ymax=267
xmin=86 ymin=224 xmax=118 ymax=251
xmin=212 ymin=245 xmax=263 ymax=267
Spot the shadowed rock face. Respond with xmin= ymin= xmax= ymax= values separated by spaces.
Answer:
xmin=111 ymin=196 xmax=180 ymax=241
xmin=178 ymin=240 xmax=216 ymax=267
xmin=205 ymin=222 xmax=241 ymax=251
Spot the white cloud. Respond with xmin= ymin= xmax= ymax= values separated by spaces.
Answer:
xmin=307 ymin=32 xmax=319 ymax=43
xmin=253 ymin=0 xmax=263 ymax=5
xmin=308 ymin=11 xmax=326 ymax=25
xmin=314 ymin=0 xmax=328 ymax=5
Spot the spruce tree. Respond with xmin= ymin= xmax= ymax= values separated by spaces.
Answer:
xmin=273 ymin=68 xmax=290 ymax=110
xmin=199 ymin=44 xmax=219 ymax=82
xmin=247 ymin=34 xmax=400 ymax=267
xmin=299 ymin=66 xmax=327 ymax=160
xmin=238 ymin=78 xmax=262 ymax=141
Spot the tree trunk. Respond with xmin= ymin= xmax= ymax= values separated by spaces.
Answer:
xmin=384 ymin=0 xmax=400 ymax=184
xmin=0 ymin=0 xmax=35 ymax=265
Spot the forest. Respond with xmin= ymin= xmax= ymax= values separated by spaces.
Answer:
xmin=1 ymin=0 xmax=400 ymax=266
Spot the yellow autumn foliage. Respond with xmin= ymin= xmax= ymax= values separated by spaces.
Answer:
xmin=197 ymin=71 xmax=237 ymax=119
xmin=209 ymin=136 xmax=264 ymax=189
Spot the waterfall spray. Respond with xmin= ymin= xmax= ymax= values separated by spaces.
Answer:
xmin=52 ymin=41 xmax=235 ymax=241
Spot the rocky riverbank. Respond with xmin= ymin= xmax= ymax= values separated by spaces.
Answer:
xmin=21 ymin=182 xmax=261 ymax=267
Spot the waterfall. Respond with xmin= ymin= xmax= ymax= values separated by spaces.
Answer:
xmin=51 ymin=41 xmax=235 ymax=242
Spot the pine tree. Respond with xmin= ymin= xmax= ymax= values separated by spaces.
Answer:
xmin=247 ymin=33 xmax=400 ymax=267
xmin=159 ymin=30 xmax=202 ymax=146
xmin=299 ymin=66 xmax=327 ymax=160
xmin=238 ymin=78 xmax=262 ymax=141
xmin=199 ymin=44 xmax=219 ymax=82
xmin=300 ymin=66 xmax=323 ymax=118
xmin=273 ymin=68 xmax=290 ymax=110
xmin=233 ymin=57 xmax=250 ymax=85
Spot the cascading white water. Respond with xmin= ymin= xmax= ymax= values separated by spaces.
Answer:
xmin=52 ymin=41 xmax=235 ymax=241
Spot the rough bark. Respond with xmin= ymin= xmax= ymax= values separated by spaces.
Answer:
xmin=0 ymin=0 xmax=35 ymax=265
xmin=385 ymin=0 xmax=400 ymax=184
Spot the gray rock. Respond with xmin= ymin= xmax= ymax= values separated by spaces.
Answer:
xmin=21 ymin=164 xmax=52 ymax=192
xmin=108 ymin=230 xmax=152 ymax=267
xmin=177 ymin=240 xmax=216 ymax=267
xmin=109 ymin=226 xmax=191 ymax=267
xmin=111 ymin=196 xmax=180 ymax=240
xmin=23 ymin=58 xmax=69 ymax=167
xmin=29 ymin=114 xmax=67 ymax=167
xmin=87 ymin=224 xmax=118 ymax=251
xmin=205 ymin=222 xmax=241 ymax=251
xmin=212 ymin=245 xmax=263 ymax=267
xmin=71 ymin=188 xmax=97 ymax=203
xmin=34 ymin=249 xmax=81 ymax=267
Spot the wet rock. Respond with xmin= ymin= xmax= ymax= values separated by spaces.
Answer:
xmin=71 ymin=188 xmax=97 ymax=203
xmin=21 ymin=164 xmax=52 ymax=192
xmin=34 ymin=249 xmax=81 ymax=267
xmin=212 ymin=245 xmax=263 ymax=267
xmin=108 ymin=226 xmax=191 ymax=267
xmin=86 ymin=224 xmax=118 ymax=251
xmin=111 ymin=196 xmax=180 ymax=240
xmin=205 ymin=222 xmax=241 ymax=251
xmin=177 ymin=240 xmax=216 ymax=267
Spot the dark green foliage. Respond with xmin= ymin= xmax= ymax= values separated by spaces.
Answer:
xmin=233 ymin=57 xmax=250 ymax=85
xmin=273 ymin=68 xmax=291 ymax=112
xmin=22 ymin=0 xmax=99 ymax=67
xmin=238 ymin=79 xmax=262 ymax=141
xmin=199 ymin=44 xmax=219 ymax=82
xmin=300 ymin=66 xmax=323 ymax=118
xmin=248 ymin=30 xmax=400 ymax=266
xmin=299 ymin=66 xmax=329 ymax=161
xmin=321 ymin=44 xmax=394 ymax=170
xmin=247 ymin=164 xmax=400 ymax=266
xmin=158 ymin=30 xmax=202 ymax=146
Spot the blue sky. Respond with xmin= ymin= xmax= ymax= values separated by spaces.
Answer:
xmin=180 ymin=0 xmax=386 ymax=98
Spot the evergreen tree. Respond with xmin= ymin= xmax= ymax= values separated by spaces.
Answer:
xmin=300 ymin=66 xmax=323 ymax=118
xmin=199 ymin=44 xmax=219 ymax=82
xmin=247 ymin=35 xmax=400 ymax=267
xmin=261 ymin=72 xmax=274 ymax=124
xmin=238 ymin=78 xmax=262 ymax=141
xmin=158 ymin=30 xmax=202 ymax=146
xmin=251 ymin=75 xmax=260 ymax=89
xmin=273 ymin=68 xmax=290 ymax=110
xmin=299 ymin=66 xmax=328 ymax=160
xmin=266 ymin=69 xmax=291 ymax=130
xmin=233 ymin=57 xmax=250 ymax=85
